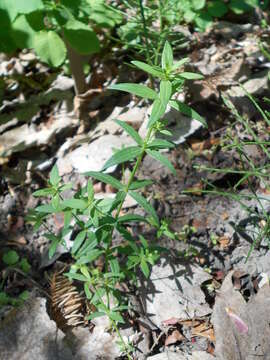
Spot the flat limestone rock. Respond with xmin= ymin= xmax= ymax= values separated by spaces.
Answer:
xmin=57 ymin=134 xmax=135 ymax=175
xmin=138 ymin=257 xmax=212 ymax=329
xmin=0 ymin=297 xmax=72 ymax=360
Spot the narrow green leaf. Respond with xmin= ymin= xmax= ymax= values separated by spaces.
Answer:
xmin=72 ymin=230 xmax=87 ymax=255
xmin=129 ymin=179 xmax=153 ymax=190
xmin=64 ymin=211 xmax=72 ymax=228
xmin=50 ymin=164 xmax=60 ymax=186
xmin=171 ymin=58 xmax=189 ymax=71
xmin=179 ymin=72 xmax=204 ymax=80
xmin=109 ymin=83 xmax=158 ymax=100
xmin=115 ymin=119 xmax=143 ymax=145
xmin=84 ymin=171 xmax=123 ymax=190
xmin=131 ymin=60 xmax=165 ymax=79
xmin=102 ymin=146 xmax=141 ymax=170
xmin=160 ymin=80 xmax=172 ymax=106
xmin=35 ymin=204 xmax=62 ymax=213
xmin=147 ymin=139 xmax=175 ymax=149
xmin=48 ymin=237 xmax=59 ymax=258
xmin=65 ymin=272 xmax=89 ymax=282
xmin=169 ymin=100 xmax=207 ymax=127
xmin=117 ymin=214 xmax=149 ymax=223
xmin=84 ymin=283 xmax=92 ymax=299
xmin=140 ymin=258 xmax=150 ymax=278
xmin=62 ymin=198 xmax=87 ymax=210
xmin=33 ymin=188 xmax=54 ymax=197
xmin=109 ymin=311 xmax=124 ymax=323
xmin=87 ymin=180 xmax=94 ymax=201
xmin=52 ymin=193 xmax=60 ymax=209
xmin=87 ymin=311 xmax=106 ymax=320
xmin=146 ymin=149 xmax=176 ymax=175
xmin=161 ymin=41 xmax=173 ymax=71
xmin=110 ymin=259 xmax=120 ymax=275
xmin=129 ymin=191 xmax=159 ymax=226
xmin=77 ymin=250 xmax=103 ymax=265
xmin=147 ymin=99 xmax=167 ymax=128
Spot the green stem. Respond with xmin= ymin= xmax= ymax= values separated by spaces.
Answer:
xmin=138 ymin=0 xmax=154 ymax=88
xmin=115 ymin=126 xmax=154 ymax=220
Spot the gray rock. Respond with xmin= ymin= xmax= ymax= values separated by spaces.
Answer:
xmin=138 ymin=257 xmax=212 ymax=329
xmin=0 ymin=297 xmax=73 ymax=360
xmin=57 ymin=134 xmax=135 ymax=175
xmin=147 ymin=351 xmax=215 ymax=360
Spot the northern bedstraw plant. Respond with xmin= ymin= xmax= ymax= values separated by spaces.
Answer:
xmin=194 ymin=90 xmax=270 ymax=261
xmin=28 ymin=42 xmax=205 ymax=358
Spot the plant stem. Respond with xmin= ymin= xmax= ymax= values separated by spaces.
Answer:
xmin=138 ymin=0 xmax=154 ymax=88
xmin=115 ymin=126 xmax=154 ymax=220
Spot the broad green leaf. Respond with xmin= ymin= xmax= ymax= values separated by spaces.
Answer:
xmin=0 ymin=0 xmax=44 ymax=21
xmin=118 ymin=214 xmax=149 ymax=223
xmin=194 ymin=11 xmax=213 ymax=31
xmin=115 ymin=120 xmax=143 ymax=145
xmin=207 ymin=1 xmax=228 ymax=17
xmin=109 ymin=83 xmax=158 ymax=100
xmin=129 ymin=179 xmax=153 ymax=190
xmin=161 ymin=41 xmax=173 ymax=71
xmin=34 ymin=30 xmax=66 ymax=67
xmin=19 ymin=258 xmax=31 ymax=273
xmin=12 ymin=14 xmax=36 ymax=49
xmin=77 ymin=250 xmax=103 ymax=265
xmin=72 ymin=230 xmax=87 ymax=254
xmin=102 ymin=146 xmax=141 ymax=170
xmin=129 ymin=191 xmax=159 ymax=226
xmin=169 ymin=100 xmax=207 ymax=127
xmin=84 ymin=171 xmax=123 ymax=190
xmin=3 ymin=250 xmax=19 ymax=266
xmin=131 ymin=61 xmax=165 ymax=79
xmin=229 ymin=0 xmax=254 ymax=14
xmin=33 ymin=188 xmax=54 ymax=197
xmin=184 ymin=9 xmax=196 ymax=23
xmin=192 ymin=0 xmax=205 ymax=10
xmin=63 ymin=19 xmax=100 ymax=55
xmin=146 ymin=149 xmax=176 ymax=175
xmin=179 ymin=72 xmax=204 ymax=80
xmin=50 ymin=164 xmax=61 ymax=186
xmin=160 ymin=80 xmax=172 ymax=106
xmin=62 ymin=198 xmax=87 ymax=210
xmin=147 ymin=98 xmax=167 ymax=128
xmin=171 ymin=58 xmax=189 ymax=71
xmin=147 ymin=139 xmax=175 ymax=149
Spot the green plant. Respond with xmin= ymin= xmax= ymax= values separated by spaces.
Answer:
xmin=0 ymin=0 xmax=121 ymax=95
xmin=193 ymin=89 xmax=270 ymax=260
xmin=28 ymin=41 xmax=205 ymax=357
xmin=171 ymin=0 xmax=269 ymax=32
xmin=0 ymin=249 xmax=31 ymax=308
xmin=117 ymin=0 xmax=188 ymax=68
